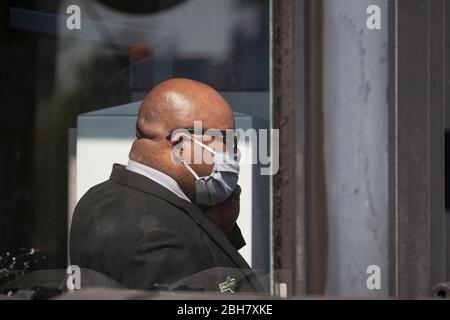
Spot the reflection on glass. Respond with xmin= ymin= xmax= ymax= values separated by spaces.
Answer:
xmin=0 ymin=0 xmax=270 ymax=297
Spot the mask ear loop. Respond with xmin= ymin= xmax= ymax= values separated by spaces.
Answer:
xmin=179 ymin=133 xmax=218 ymax=180
xmin=181 ymin=160 xmax=200 ymax=180
xmin=181 ymin=133 xmax=217 ymax=156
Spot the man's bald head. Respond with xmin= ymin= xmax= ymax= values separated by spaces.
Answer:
xmin=129 ymin=78 xmax=235 ymax=199
xmin=136 ymin=78 xmax=234 ymax=140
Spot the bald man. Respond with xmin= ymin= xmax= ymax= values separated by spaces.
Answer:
xmin=70 ymin=78 xmax=264 ymax=294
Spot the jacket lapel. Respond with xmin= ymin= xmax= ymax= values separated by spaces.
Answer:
xmin=109 ymin=164 xmax=252 ymax=271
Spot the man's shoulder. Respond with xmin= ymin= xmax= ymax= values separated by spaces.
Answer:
xmin=74 ymin=178 xmax=197 ymax=230
xmin=77 ymin=177 xmax=162 ymax=206
xmin=75 ymin=179 xmax=132 ymax=211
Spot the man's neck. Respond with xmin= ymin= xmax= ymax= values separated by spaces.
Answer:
xmin=126 ymin=159 xmax=192 ymax=203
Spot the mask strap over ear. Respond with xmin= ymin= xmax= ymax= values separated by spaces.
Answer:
xmin=181 ymin=160 xmax=200 ymax=180
xmin=181 ymin=133 xmax=218 ymax=156
xmin=179 ymin=133 xmax=221 ymax=181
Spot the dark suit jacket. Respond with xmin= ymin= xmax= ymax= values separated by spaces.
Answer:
xmin=70 ymin=164 xmax=264 ymax=293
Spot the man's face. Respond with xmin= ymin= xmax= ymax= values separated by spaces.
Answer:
xmin=166 ymin=114 xmax=235 ymax=199
xmin=172 ymin=129 xmax=235 ymax=174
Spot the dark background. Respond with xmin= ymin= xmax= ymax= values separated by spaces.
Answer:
xmin=0 ymin=0 xmax=269 ymax=268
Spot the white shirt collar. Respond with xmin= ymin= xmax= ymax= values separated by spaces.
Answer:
xmin=126 ymin=159 xmax=191 ymax=203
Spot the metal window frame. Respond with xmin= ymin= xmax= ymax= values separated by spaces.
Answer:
xmin=392 ymin=0 xmax=447 ymax=298
xmin=272 ymin=0 xmax=305 ymax=296
xmin=272 ymin=0 xmax=448 ymax=298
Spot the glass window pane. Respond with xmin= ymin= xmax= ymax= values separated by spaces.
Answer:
xmin=0 ymin=0 xmax=270 ymax=297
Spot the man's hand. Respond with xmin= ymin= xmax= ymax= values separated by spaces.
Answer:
xmin=204 ymin=185 xmax=241 ymax=234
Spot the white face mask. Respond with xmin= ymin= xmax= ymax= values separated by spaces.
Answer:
xmin=180 ymin=134 xmax=240 ymax=206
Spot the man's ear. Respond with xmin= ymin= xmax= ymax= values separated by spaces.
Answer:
xmin=170 ymin=135 xmax=186 ymax=165
xmin=169 ymin=132 xmax=186 ymax=145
